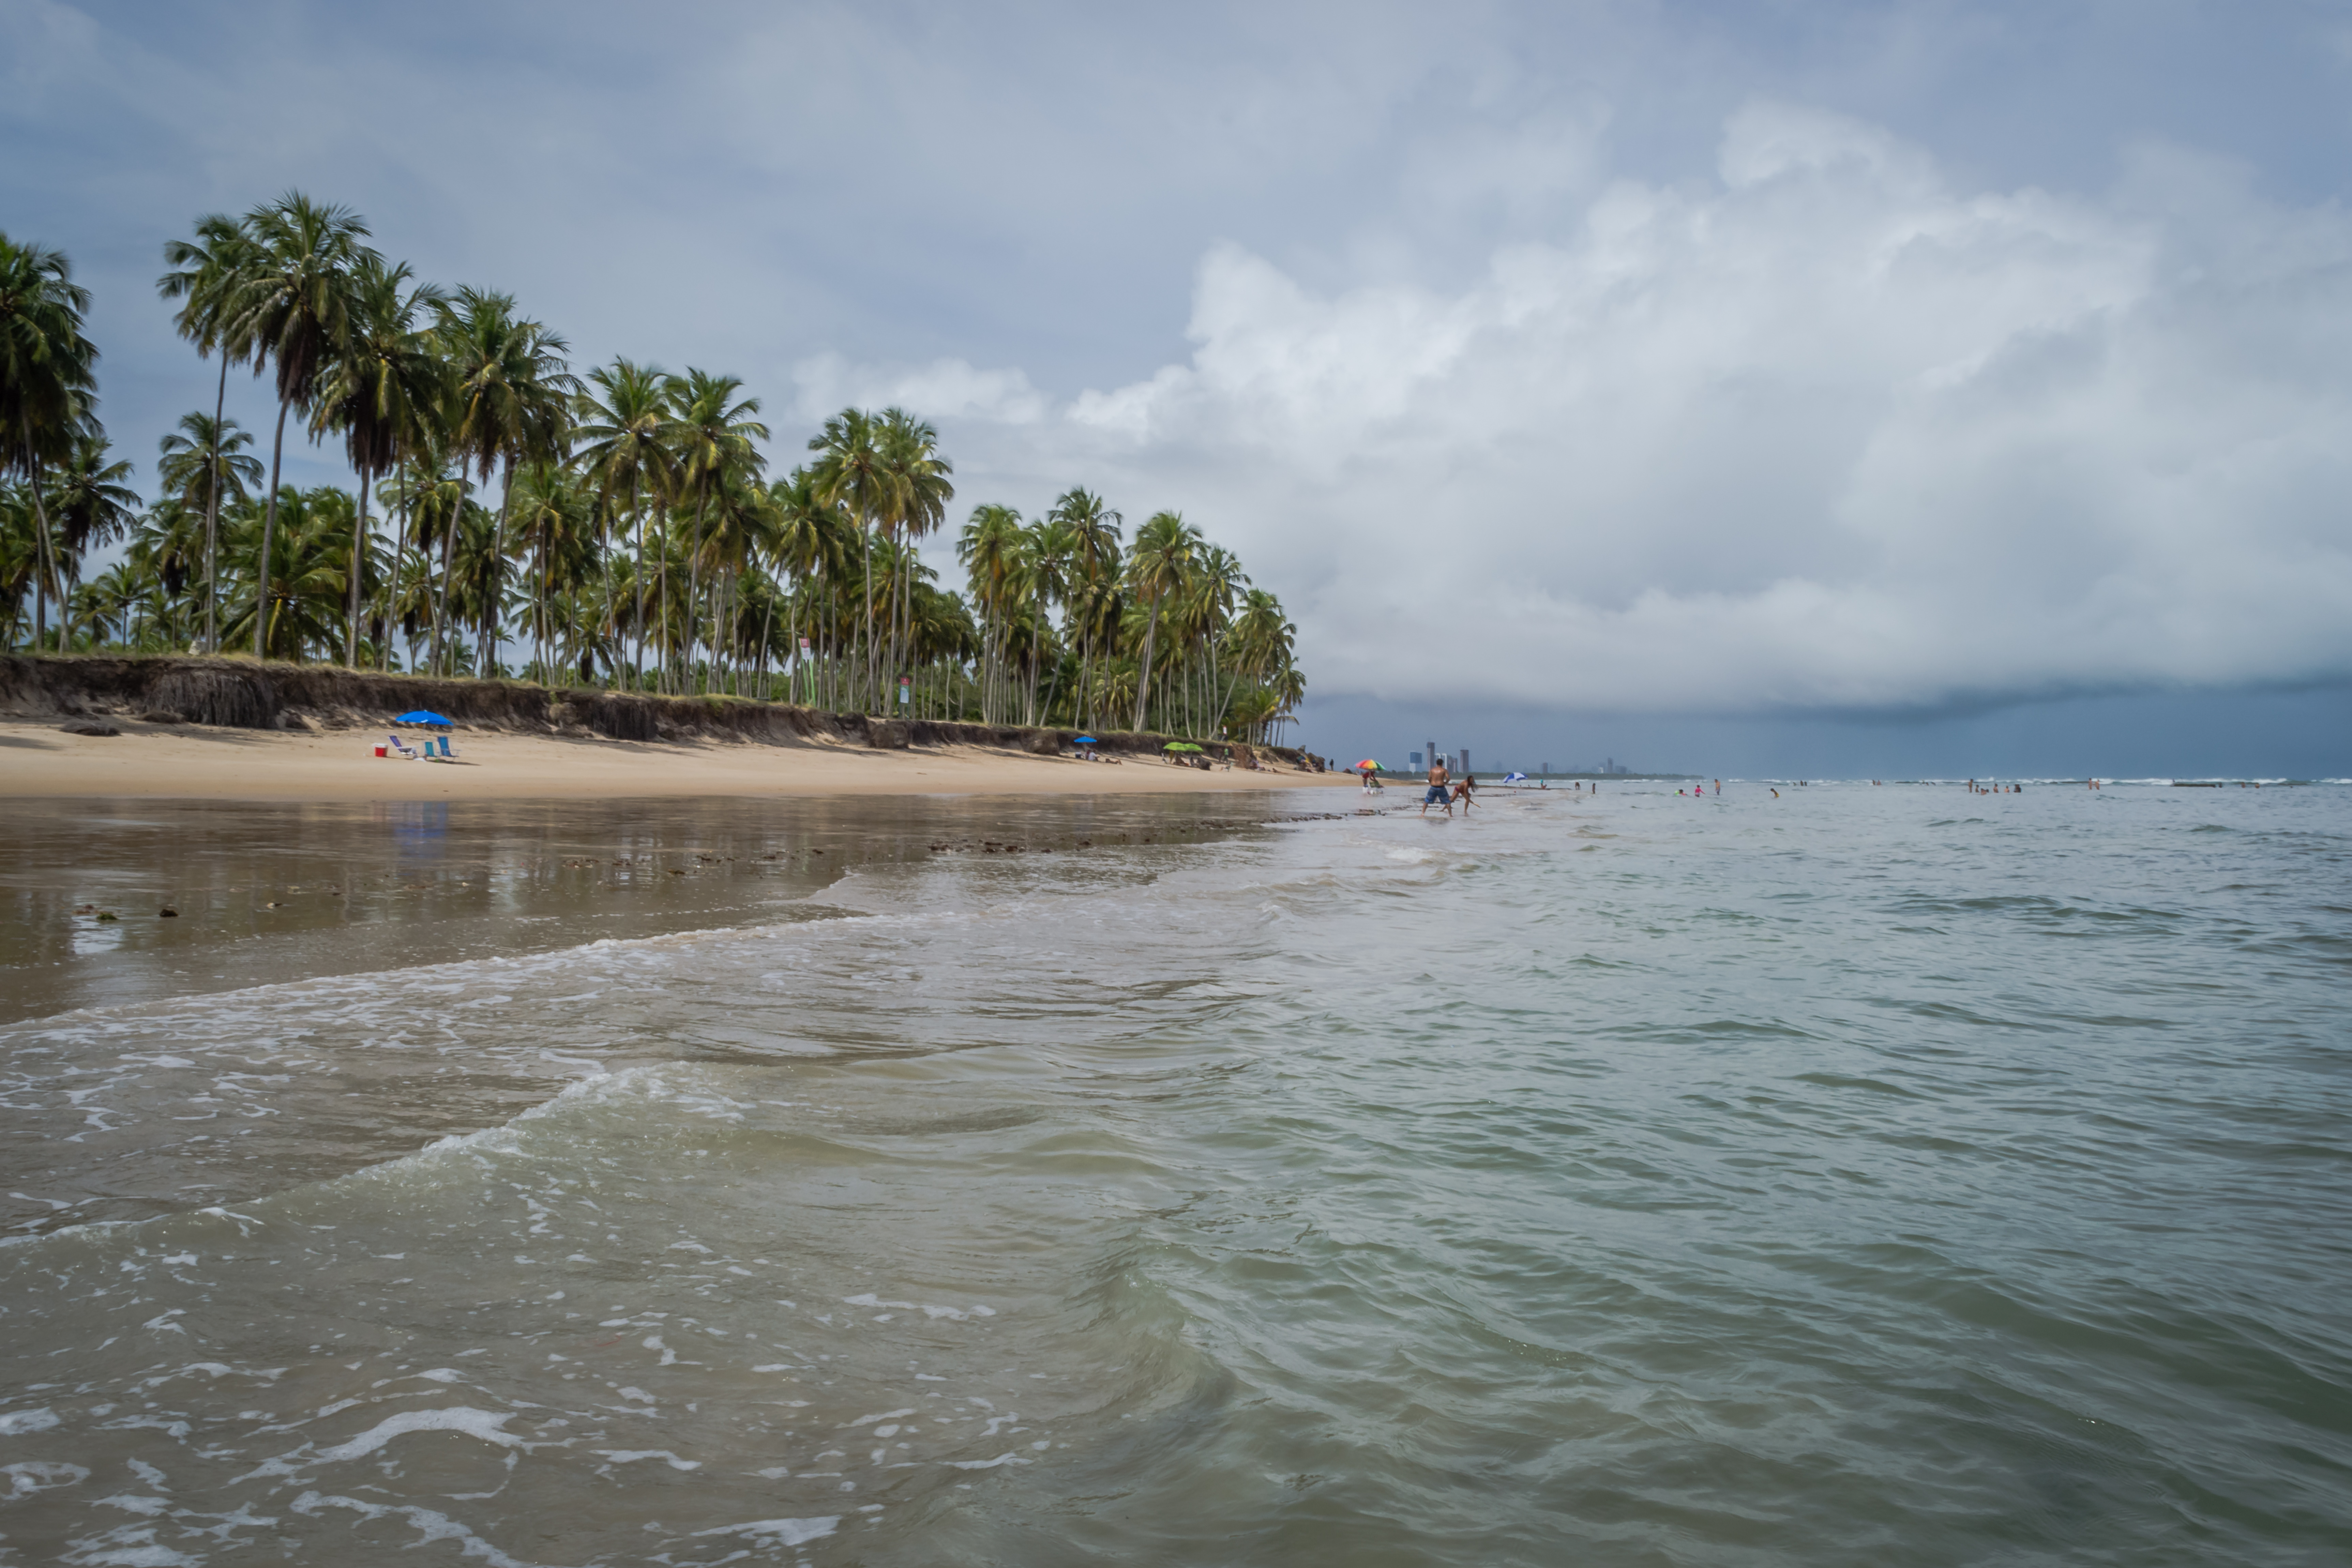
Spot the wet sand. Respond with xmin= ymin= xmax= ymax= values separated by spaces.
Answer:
xmin=0 ymin=715 xmax=1349 ymax=802
xmin=0 ymin=792 xmax=1328 ymax=1028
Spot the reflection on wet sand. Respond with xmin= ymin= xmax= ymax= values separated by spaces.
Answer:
xmin=0 ymin=793 xmax=1306 ymax=1025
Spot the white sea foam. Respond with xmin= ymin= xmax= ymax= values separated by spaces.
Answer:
xmin=290 ymin=1492 xmax=547 ymax=1568
xmin=4 ymin=1460 xmax=89 ymax=1497
xmin=311 ymin=1406 xmax=522 ymax=1463
xmin=690 ymin=1515 xmax=839 ymax=1546
xmin=55 ymin=1524 xmax=199 ymax=1566
xmin=592 ymin=1449 xmax=699 ymax=1470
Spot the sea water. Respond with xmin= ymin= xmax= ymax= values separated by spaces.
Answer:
xmin=1 ymin=782 xmax=2347 ymax=1565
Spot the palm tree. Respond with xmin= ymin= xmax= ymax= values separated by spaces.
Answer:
xmin=217 ymin=484 xmax=366 ymax=660
xmin=806 ymin=408 xmax=889 ymax=709
xmin=156 ymin=411 xmax=262 ymax=592
xmin=1225 ymin=586 xmax=1292 ymax=734
xmin=157 ymin=212 xmax=259 ymax=652
xmin=223 ymin=192 xmax=374 ymax=659
xmin=432 ymin=286 xmax=577 ymax=675
xmin=574 ymin=359 xmax=675 ymax=688
xmin=312 ymin=253 xmax=446 ymax=666
xmin=504 ymin=459 xmax=598 ymax=681
xmin=957 ymin=502 xmax=1024 ymax=723
xmin=1047 ymin=487 xmax=1122 ymax=728
xmin=765 ymin=467 xmax=839 ymax=706
xmin=84 ymin=559 xmax=146 ymax=648
xmin=667 ymin=370 xmax=768 ymax=693
xmin=1183 ymin=543 xmax=1245 ymax=736
xmin=384 ymin=452 xmax=469 ymax=669
xmin=1269 ymin=662 xmax=1307 ymax=746
xmin=129 ymin=499 xmax=207 ymax=646
xmin=874 ymin=407 xmax=953 ymax=705
xmin=1125 ymin=509 xmax=1197 ymax=732
xmin=45 ymin=431 xmax=141 ymax=599
xmin=0 ymin=233 xmax=100 ymax=651
xmin=1011 ymin=516 xmax=1072 ymax=726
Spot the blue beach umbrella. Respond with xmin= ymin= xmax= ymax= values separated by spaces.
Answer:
xmin=395 ymin=710 xmax=454 ymax=727
xmin=1074 ymin=736 xmax=1098 ymax=744
xmin=1504 ymin=771 xmax=1527 ymax=783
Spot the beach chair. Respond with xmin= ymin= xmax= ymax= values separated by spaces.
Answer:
xmin=386 ymin=733 xmax=420 ymax=758
xmin=434 ymin=736 xmax=456 ymax=759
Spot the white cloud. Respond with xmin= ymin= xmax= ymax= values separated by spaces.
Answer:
xmin=789 ymin=353 xmax=1049 ymax=427
xmin=839 ymin=102 xmax=2352 ymax=714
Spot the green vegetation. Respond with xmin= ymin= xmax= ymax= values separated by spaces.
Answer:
xmin=0 ymin=196 xmax=1305 ymax=744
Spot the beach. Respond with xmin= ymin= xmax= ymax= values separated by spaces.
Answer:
xmin=0 ymin=713 xmax=1352 ymax=802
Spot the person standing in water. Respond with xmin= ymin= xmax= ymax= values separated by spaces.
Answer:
xmin=1453 ymin=770 xmax=1477 ymax=811
xmin=1421 ymin=757 xmax=1452 ymax=816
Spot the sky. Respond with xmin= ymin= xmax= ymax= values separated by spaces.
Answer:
xmin=7 ymin=0 xmax=2352 ymax=775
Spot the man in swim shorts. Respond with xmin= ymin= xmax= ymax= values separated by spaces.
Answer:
xmin=1421 ymin=758 xmax=1452 ymax=815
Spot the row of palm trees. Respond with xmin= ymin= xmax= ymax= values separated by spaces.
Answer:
xmin=0 ymin=200 xmax=1307 ymax=743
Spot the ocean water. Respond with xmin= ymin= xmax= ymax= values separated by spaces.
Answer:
xmin=2 ymin=781 xmax=2348 ymax=1566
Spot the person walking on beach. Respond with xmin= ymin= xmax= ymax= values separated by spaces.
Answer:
xmin=1421 ymin=757 xmax=1452 ymax=816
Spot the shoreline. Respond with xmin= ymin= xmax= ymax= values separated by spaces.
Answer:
xmin=0 ymin=714 xmax=1353 ymax=803
xmin=1 ymin=789 xmax=1326 ymax=1032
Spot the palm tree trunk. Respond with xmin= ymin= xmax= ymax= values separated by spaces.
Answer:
xmin=432 ymin=501 xmax=455 ymax=676
xmin=654 ymin=501 xmax=672 ymax=693
xmin=757 ymin=584 xmax=774 ymax=701
xmin=345 ymin=463 xmax=370 ymax=667
xmin=685 ymin=491 xmax=706 ymax=694
xmin=1133 ymin=601 xmax=1160 ymax=733
xmin=20 ymin=415 xmax=58 ymax=653
xmin=859 ymin=525 xmax=876 ymax=712
xmin=384 ymin=477 xmax=409 ymax=671
xmin=255 ymin=396 xmax=290 ymax=659
xmin=484 ymin=460 xmax=517 ymax=676
xmin=628 ymin=481 xmax=645 ymax=690
xmin=203 ymin=355 xmax=227 ymax=654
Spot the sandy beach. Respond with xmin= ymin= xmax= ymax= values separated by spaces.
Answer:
xmin=0 ymin=714 xmax=1353 ymax=802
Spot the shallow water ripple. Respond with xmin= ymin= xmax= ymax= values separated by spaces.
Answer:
xmin=2 ymin=784 xmax=2349 ymax=1564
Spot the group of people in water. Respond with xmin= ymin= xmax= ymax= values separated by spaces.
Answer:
xmin=1351 ymin=768 xmax=2161 ymax=805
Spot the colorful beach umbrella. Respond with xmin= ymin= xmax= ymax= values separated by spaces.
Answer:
xmin=1355 ymin=759 xmax=1384 ymax=770
xmin=1164 ymin=741 xmax=1203 ymax=752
